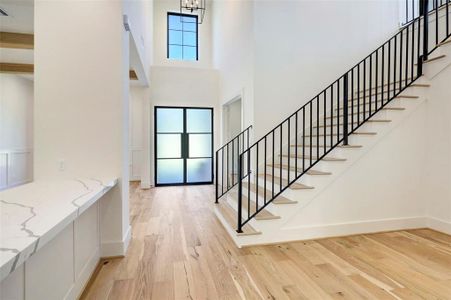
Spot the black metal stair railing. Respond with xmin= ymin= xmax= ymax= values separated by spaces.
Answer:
xmin=235 ymin=0 xmax=450 ymax=233
xmin=215 ymin=125 xmax=252 ymax=202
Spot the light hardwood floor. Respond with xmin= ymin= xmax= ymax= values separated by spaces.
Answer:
xmin=81 ymin=183 xmax=451 ymax=299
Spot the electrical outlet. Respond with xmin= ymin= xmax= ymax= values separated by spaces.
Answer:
xmin=58 ymin=159 xmax=66 ymax=172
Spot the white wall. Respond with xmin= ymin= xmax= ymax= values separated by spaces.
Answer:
xmin=129 ymin=85 xmax=145 ymax=181
xmin=423 ymin=58 xmax=451 ymax=231
xmin=153 ymin=0 xmax=213 ymax=68
xmin=253 ymin=0 xmax=400 ymax=138
xmin=146 ymin=66 xmax=219 ymax=185
xmin=212 ymin=0 xmax=255 ymax=140
xmin=34 ymin=0 xmax=130 ymax=256
xmin=0 ymin=74 xmax=33 ymax=190
xmin=212 ymin=0 xmax=401 ymax=140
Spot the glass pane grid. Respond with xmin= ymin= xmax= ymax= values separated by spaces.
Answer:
xmin=168 ymin=13 xmax=197 ymax=61
xmin=155 ymin=107 xmax=212 ymax=185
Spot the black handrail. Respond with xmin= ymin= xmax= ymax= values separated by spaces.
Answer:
xmin=236 ymin=0 xmax=450 ymax=233
xmin=215 ymin=125 xmax=252 ymax=202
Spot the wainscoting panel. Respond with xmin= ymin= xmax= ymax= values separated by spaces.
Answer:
xmin=130 ymin=148 xmax=142 ymax=181
xmin=0 ymin=153 xmax=7 ymax=189
xmin=0 ymin=149 xmax=33 ymax=190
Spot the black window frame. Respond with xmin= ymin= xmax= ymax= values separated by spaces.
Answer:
xmin=167 ymin=12 xmax=199 ymax=61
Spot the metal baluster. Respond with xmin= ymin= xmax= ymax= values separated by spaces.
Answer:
xmin=423 ymin=0 xmax=429 ymax=60
xmin=237 ymin=154 xmax=243 ymax=233
xmin=310 ymin=101 xmax=313 ymax=165
xmin=363 ymin=59 xmax=366 ymax=120
xmin=295 ymin=112 xmax=298 ymax=178
xmin=215 ymin=150 xmax=219 ymax=202
xmin=256 ymin=143 xmax=259 ymax=214
xmin=323 ymin=92 xmax=327 ymax=154
xmin=279 ymin=125 xmax=282 ymax=191
xmin=411 ymin=21 xmax=414 ymax=82
xmin=388 ymin=39 xmax=391 ymax=100
xmin=382 ymin=45 xmax=385 ymax=108
xmin=358 ymin=64 xmax=361 ymax=124
xmin=303 ymin=108 xmax=305 ymax=172
xmin=351 ymin=69 xmax=354 ymax=130
xmin=447 ymin=0 xmax=449 ymax=38
xmin=330 ymin=86 xmax=333 ymax=148
xmin=343 ymin=74 xmax=349 ymax=146
xmin=376 ymin=50 xmax=379 ymax=111
xmin=317 ymin=96 xmax=320 ymax=159
xmin=288 ymin=119 xmax=291 ymax=184
xmin=264 ymin=137 xmax=267 ymax=205
xmin=436 ymin=0 xmax=439 ymax=45
xmin=272 ymin=131 xmax=275 ymax=198
xmin=394 ymin=35 xmax=398 ymax=94
xmin=400 ymin=31 xmax=403 ymax=92
xmin=337 ymin=81 xmax=340 ymax=144
xmin=406 ymin=25 xmax=409 ymax=87
xmin=247 ymin=150 xmax=250 ymax=219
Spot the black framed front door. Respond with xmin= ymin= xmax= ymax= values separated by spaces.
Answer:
xmin=155 ymin=106 xmax=213 ymax=186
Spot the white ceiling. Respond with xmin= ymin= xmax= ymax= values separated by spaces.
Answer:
xmin=0 ymin=0 xmax=34 ymax=33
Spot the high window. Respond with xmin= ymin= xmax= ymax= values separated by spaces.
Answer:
xmin=167 ymin=12 xmax=198 ymax=61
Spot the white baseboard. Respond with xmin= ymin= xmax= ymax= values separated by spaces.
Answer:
xmin=428 ymin=217 xmax=451 ymax=235
xmin=100 ymin=225 xmax=132 ymax=257
xmin=239 ymin=216 xmax=429 ymax=247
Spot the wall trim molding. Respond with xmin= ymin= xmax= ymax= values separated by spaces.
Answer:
xmin=427 ymin=217 xmax=451 ymax=235
xmin=100 ymin=225 xmax=132 ymax=257
xmin=234 ymin=216 xmax=440 ymax=248
xmin=0 ymin=148 xmax=33 ymax=190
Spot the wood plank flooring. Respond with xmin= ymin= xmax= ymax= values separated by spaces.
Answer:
xmin=81 ymin=183 xmax=451 ymax=299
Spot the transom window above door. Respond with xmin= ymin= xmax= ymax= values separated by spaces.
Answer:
xmin=167 ymin=12 xmax=198 ymax=61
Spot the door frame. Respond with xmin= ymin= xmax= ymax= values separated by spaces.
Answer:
xmin=222 ymin=93 xmax=243 ymax=144
xmin=154 ymin=106 xmax=214 ymax=187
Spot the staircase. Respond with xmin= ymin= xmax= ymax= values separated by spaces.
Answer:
xmin=214 ymin=0 xmax=451 ymax=247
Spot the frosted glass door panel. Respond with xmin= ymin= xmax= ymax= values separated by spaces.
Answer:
xmin=157 ymin=108 xmax=184 ymax=133
xmin=186 ymin=109 xmax=212 ymax=133
xmin=187 ymin=158 xmax=212 ymax=183
xmin=155 ymin=107 xmax=213 ymax=185
xmin=157 ymin=134 xmax=181 ymax=158
xmin=157 ymin=159 xmax=184 ymax=184
xmin=189 ymin=134 xmax=212 ymax=158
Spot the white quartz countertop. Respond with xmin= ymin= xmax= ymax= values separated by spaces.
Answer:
xmin=0 ymin=177 xmax=118 ymax=282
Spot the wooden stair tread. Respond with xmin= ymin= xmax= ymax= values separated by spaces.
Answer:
xmin=366 ymin=119 xmax=392 ymax=123
xmin=303 ymin=132 xmax=376 ymax=137
xmin=352 ymin=132 xmax=377 ymax=135
xmin=257 ymin=174 xmax=314 ymax=190
xmin=216 ymin=202 xmax=261 ymax=236
xmin=322 ymin=107 xmax=405 ymax=120
xmin=334 ymin=103 xmax=417 ymax=114
xmin=423 ymin=54 xmax=446 ymax=64
xmin=395 ymin=95 xmax=420 ymax=99
xmin=439 ymin=39 xmax=451 ymax=46
xmin=291 ymin=144 xmax=362 ymax=148
xmin=229 ymin=191 xmax=280 ymax=221
xmin=355 ymin=78 xmax=413 ymax=90
xmin=313 ymin=120 xmax=390 ymax=128
xmin=280 ymin=154 xmax=346 ymax=162
xmin=244 ymin=182 xmax=294 ymax=205
xmin=258 ymin=168 xmax=332 ymax=178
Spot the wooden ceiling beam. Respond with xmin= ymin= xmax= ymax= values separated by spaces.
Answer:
xmin=0 ymin=63 xmax=138 ymax=80
xmin=129 ymin=70 xmax=138 ymax=80
xmin=0 ymin=32 xmax=34 ymax=49
xmin=0 ymin=63 xmax=34 ymax=74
